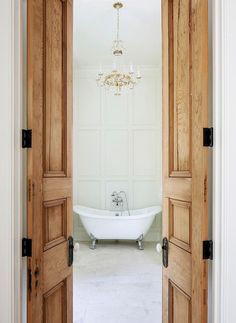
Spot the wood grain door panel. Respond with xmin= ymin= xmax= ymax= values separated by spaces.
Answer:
xmin=162 ymin=0 xmax=208 ymax=322
xmin=168 ymin=199 xmax=192 ymax=252
xmin=44 ymin=0 xmax=68 ymax=177
xmin=43 ymin=281 xmax=67 ymax=323
xmin=168 ymin=0 xmax=192 ymax=177
xmin=43 ymin=198 xmax=67 ymax=251
xmin=168 ymin=280 xmax=192 ymax=323
xmin=27 ymin=0 xmax=73 ymax=322
xmin=43 ymin=242 xmax=71 ymax=293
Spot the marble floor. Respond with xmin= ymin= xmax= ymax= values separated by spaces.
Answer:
xmin=73 ymin=241 xmax=162 ymax=323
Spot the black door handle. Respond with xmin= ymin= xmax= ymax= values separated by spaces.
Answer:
xmin=68 ymin=236 xmax=74 ymax=267
xmin=162 ymin=237 xmax=168 ymax=268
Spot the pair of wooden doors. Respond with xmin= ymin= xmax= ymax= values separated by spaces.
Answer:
xmin=27 ymin=0 xmax=209 ymax=322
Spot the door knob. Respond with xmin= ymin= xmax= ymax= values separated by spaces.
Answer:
xmin=68 ymin=236 xmax=74 ymax=267
xmin=162 ymin=237 xmax=168 ymax=268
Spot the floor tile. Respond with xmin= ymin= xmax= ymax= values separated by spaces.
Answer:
xmin=73 ymin=241 xmax=162 ymax=323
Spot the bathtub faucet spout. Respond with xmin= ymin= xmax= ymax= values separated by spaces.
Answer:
xmin=111 ymin=191 xmax=130 ymax=216
xmin=111 ymin=191 xmax=123 ymax=208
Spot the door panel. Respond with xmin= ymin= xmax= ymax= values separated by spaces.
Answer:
xmin=44 ymin=0 xmax=67 ymax=176
xmin=168 ymin=199 xmax=191 ymax=252
xmin=162 ymin=0 xmax=208 ymax=322
xmin=43 ymin=282 xmax=67 ymax=323
xmin=169 ymin=281 xmax=191 ymax=323
xmin=27 ymin=0 xmax=73 ymax=322
xmin=169 ymin=0 xmax=191 ymax=177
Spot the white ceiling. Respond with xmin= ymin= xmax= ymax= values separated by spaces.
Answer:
xmin=73 ymin=0 xmax=161 ymax=68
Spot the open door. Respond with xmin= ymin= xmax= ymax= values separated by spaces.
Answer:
xmin=27 ymin=0 xmax=73 ymax=322
xmin=162 ymin=0 xmax=209 ymax=322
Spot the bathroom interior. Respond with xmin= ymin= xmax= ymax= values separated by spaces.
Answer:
xmin=72 ymin=0 xmax=162 ymax=322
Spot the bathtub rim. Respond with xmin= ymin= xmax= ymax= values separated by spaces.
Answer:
xmin=73 ymin=205 xmax=162 ymax=221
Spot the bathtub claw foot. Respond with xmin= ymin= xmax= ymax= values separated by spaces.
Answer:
xmin=137 ymin=234 xmax=144 ymax=250
xmin=89 ymin=234 xmax=97 ymax=250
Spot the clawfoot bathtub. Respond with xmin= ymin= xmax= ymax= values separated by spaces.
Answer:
xmin=73 ymin=205 xmax=162 ymax=250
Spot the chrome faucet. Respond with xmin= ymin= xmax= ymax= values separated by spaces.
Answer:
xmin=111 ymin=191 xmax=130 ymax=216
xmin=111 ymin=191 xmax=123 ymax=207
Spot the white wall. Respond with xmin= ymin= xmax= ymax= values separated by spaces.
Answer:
xmin=0 ymin=0 xmax=24 ymax=322
xmin=0 ymin=1 xmax=15 ymax=321
xmin=213 ymin=1 xmax=236 ymax=322
xmin=73 ymin=67 xmax=162 ymax=242
xmin=21 ymin=1 xmax=27 ymax=322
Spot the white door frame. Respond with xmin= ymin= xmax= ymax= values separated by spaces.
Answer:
xmin=0 ymin=0 xmax=15 ymax=321
xmin=0 ymin=0 xmax=235 ymax=322
xmin=0 ymin=0 xmax=24 ymax=322
xmin=212 ymin=1 xmax=236 ymax=322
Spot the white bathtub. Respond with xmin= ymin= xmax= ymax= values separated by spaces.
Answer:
xmin=73 ymin=205 xmax=162 ymax=249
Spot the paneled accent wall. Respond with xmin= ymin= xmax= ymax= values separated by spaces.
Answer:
xmin=73 ymin=67 xmax=162 ymax=241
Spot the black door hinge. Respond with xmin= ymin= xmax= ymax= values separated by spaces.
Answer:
xmin=22 ymin=238 xmax=32 ymax=257
xmin=203 ymin=240 xmax=213 ymax=260
xmin=22 ymin=129 xmax=32 ymax=148
xmin=203 ymin=127 xmax=213 ymax=147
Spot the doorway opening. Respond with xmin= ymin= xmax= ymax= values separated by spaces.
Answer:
xmin=72 ymin=1 xmax=162 ymax=322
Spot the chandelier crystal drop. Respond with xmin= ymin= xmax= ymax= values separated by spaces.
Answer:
xmin=96 ymin=2 xmax=141 ymax=96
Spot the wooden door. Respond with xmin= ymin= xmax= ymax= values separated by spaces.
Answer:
xmin=162 ymin=0 xmax=208 ymax=322
xmin=27 ymin=0 xmax=73 ymax=322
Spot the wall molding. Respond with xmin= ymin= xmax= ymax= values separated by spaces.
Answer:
xmin=212 ymin=0 xmax=233 ymax=322
xmin=73 ymin=67 xmax=162 ymax=242
xmin=0 ymin=0 xmax=24 ymax=322
xmin=0 ymin=0 xmax=15 ymax=322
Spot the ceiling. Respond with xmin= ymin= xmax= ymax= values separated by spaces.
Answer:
xmin=73 ymin=0 xmax=161 ymax=68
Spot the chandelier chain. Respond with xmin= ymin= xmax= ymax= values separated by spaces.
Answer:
xmin=116 ymin=7 xmax=120 ymax=42
xmin=96 ymin=2 xmax=141 ymax=95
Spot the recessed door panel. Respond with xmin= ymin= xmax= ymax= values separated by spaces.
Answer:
xmin=169 ymin=199 xmax=191 ymax=252
xmin=43 ymin=282 xmax=66 ymax=323
xmin=44 ymin=0 xmax=67 ymax=176
xmin=168 ymin=0 xmax=192 ymax=177
xmin=169 ymin=281 xmax=191 ymax=323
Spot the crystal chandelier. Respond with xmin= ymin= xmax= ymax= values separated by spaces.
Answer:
xmin=96 ymin=2 xmax=141 ymax=96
